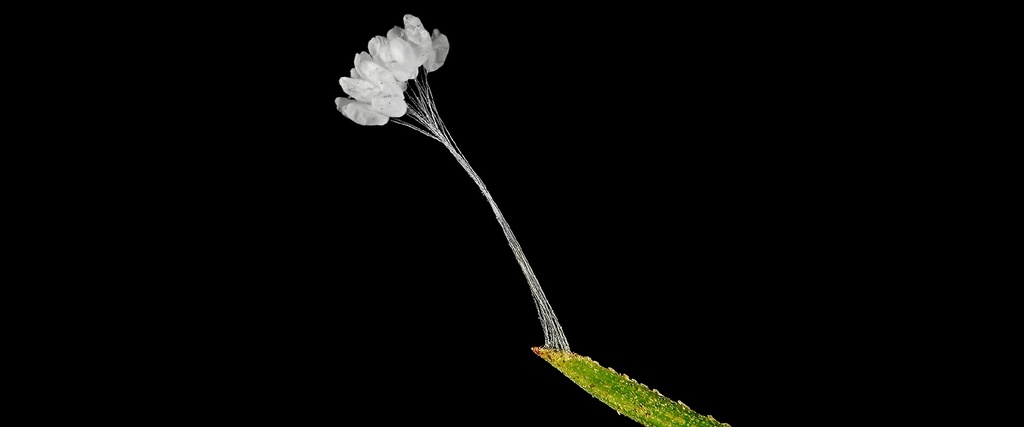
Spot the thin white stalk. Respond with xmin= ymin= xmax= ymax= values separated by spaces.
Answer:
xmin=394 ymin=72 xmax=570 ymax=351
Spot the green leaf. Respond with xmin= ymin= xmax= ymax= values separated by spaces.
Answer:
xmin=533 ymin=347 xmax=729 ymax=427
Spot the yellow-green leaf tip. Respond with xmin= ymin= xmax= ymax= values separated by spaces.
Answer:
xmin=532 ymin=347 xmax=729 ymax=427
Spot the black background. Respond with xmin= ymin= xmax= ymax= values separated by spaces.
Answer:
xmin=17 ymin=3 xmax=1018 ymax=425
xmin=65 ymin=3 xmax=957 ymax=425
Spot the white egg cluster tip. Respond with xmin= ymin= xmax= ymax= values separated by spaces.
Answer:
xmin=336 ymin=15 xmax=450 ymax=126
